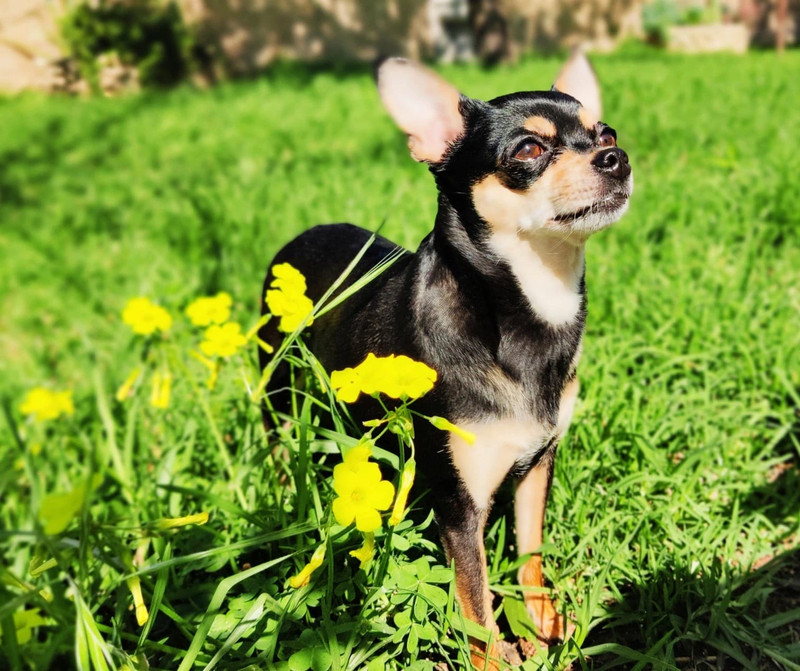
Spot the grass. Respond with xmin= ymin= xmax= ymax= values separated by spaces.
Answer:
xmin=1 ymin=48 xmax=799 ymax=670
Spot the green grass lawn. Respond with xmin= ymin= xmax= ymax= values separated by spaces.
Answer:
xmin=1 ymin=49 xmax=799 ymax=670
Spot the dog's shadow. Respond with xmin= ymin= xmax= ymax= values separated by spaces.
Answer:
xmin=582 ymin=460 xmax=800 ymax=670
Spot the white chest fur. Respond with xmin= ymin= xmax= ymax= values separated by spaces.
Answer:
xmin=487 ymin=231 xmax=585 ymax=327
xmin=448 ymin=377 xmax=580 ymax=510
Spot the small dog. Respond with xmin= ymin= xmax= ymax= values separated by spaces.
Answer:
xmin=259 ymin=52 xmax=632 ymax=667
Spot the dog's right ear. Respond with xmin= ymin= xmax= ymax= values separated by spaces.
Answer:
xmin=376 ymin=58 xmax=464 ymax=164
xmin=553 ymin=48 xmax=603 ymax=123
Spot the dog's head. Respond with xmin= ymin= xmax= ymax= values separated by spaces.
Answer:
xmin=376 ymin=54 xmax=632 ymax=239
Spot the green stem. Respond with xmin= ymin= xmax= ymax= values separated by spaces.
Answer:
xmin=168 ymin=346 xmax=247 ymax=510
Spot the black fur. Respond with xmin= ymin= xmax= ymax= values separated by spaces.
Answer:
xmin=258 ymin=92 xmax=599 ymax=468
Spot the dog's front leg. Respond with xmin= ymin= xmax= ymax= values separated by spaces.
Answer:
xmin=514 ymin=452 xmax=567 ymax=645
xmin=437 ymin=488 xmax=501 ymax=670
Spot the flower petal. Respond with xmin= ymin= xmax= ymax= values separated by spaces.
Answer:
xmin=332 ymin=497 xmax=355 ymax=527
xmin=367 ymin=479 xmax=396 ymax=511
xmin=354 ymin=506 xmax=382 ymax=533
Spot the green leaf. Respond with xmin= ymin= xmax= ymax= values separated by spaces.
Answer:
xmin=366 ymin=656 xmax=388 ymax=671
xmin=413 ymin=594 xmax=427 ymax=621
xmin=38 ymin=474 xmax=102 ymax=535
xmin=503 ymin=595 xmax=538 ymax=641
xmin=426 ymin=567 xmax=454 ymax=585
xmin=288 ymin=647 xmax=331 ymax=671
xmin=391 ymin=533 xmax=410 ymax=551
xmin=74 ymin=586 xmax=113 ymax=671
xmin=288 ymin=648 xmax=313 ymax=671
xmin=390 ymin=564 xmax=418 ymax=590
xmin=415 ymin=622 xmax=437 ymax=642
xmin=393 ymin=608 xmax=411 ymax=629
xmin=310 ymin=648 xmax=332 ymax=671
xmin=412 ymin=557 xmax=430 ymax=581
xmin=406 ymin=625 xmax=418 ymax=654
xmin=420 ymin=583 xmax=449 ymax=610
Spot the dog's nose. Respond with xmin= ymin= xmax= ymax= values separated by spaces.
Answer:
xmin=592 ymin=147 xmax=631 ymax=180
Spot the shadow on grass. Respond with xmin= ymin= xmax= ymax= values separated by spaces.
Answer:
xmin=585 ymin=455 xmax=800 ymax=670
xmin=584 ymin=546 xmax=799 ymax=670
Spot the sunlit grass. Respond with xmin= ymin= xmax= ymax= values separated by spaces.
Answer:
xmin=1 ymin=49 xmax=799 ymax=669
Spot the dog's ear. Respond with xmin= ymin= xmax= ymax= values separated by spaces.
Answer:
xmin=376 ymin=57 xmax=464 ymax=163
xmin=553 ymin=48 xmax=603 ymax=123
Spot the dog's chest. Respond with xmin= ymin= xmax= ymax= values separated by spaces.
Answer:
xmin=448 ymin=376 xmax=579 ymax=510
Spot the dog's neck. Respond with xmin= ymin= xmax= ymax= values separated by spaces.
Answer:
xmin=488 ymin=229 xmax=585 ymax=326
xmin=431 ymin=191 xmax=586 ymax=328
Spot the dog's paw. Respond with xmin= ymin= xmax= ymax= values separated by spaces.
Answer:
xmin=497 ymin=639 xmax=523 ymax=666
xmin=469 ymin=641 xmax=502 ymax=671
xmin=524 ymin=594 xmax=574 ymax=644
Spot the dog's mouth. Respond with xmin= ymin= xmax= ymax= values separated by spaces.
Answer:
xmin=553 ymin=190 xmax=630 ymax=224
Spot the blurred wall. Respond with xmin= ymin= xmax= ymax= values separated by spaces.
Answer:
xmin=0 ymin=0 xmax=62 ymax=92
xmin=179 ymin=0 xmax=430 ymax=75
xmin=1 ymin=0 xmax=799 ymax=92
xmin=504 ymin=0 xmax=644 ymax=53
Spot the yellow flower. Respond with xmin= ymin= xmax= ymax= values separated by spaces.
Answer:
xmin=126 ymin=575 xmax=149 ymax=626
xmin=353 ymin=353 xmax=383 ymax=396
xmin=20 ymin=388 xmax=74 ymax=422
xmin=288 ymin=543 xmax=326 ymax=589
xmin=349 ymin=532 xmax=375 ymax=568
xmin=150 ymin=370 xmax=172 ymax=409
xmin=332 ymin=445 xmax=395 ymax=532
xmin=185 ymin=292 xmax=232 ymax=327
xmin=199 ymin=322 xmax=247 ymax=358
xmin=388 ymin=459 xmax=416 ymax=526
xmin=429 ymin=416 xmax=476 ymax=445
xmin=115 ymin=367 xmax=142 ymax=402
xmin=330 ymin=366 xmax=362 ymax=403
xmin=330 ymin=354 xmax=438 ymax=404
xmin=265 ymin=263 xmax=314 ymax=333
xmin=272 ymin=262 xmax=308 ymax=294
xmin=380 ymin=355 xmax=437 ymax=400
xmin=122 ymin=297 xmax=172 ymax=336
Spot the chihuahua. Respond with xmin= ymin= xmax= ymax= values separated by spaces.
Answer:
xmin=258 ymin=52 xmax=632 ymax=667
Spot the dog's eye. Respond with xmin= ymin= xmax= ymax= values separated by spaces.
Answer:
xmin=599 ymin=133 xmax=616 ymax=148
xmin=514 ymin=142 xmax=543 ymax=161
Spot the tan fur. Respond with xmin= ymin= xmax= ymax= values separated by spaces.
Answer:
xmin=556 ymin=377 xmax=579 ymax=435
xmin=553 ymin=49 xmax=603 ymax=122
xmin=512 ymin=377 xmax=580 ymax=642
xmin=446 ymin=515 xmax=501 ymax=670
xmin=518 ymin=553 xmax=565 ymax=641
xmin=471 ymin=150 xmax=605 ymax=235
xmin=377 ymin=59 xmax=463 ymax=163
xmin=523 ymin=115 xmax=557 ymax=137
xmin=515 ymin=466 xmax=561 ymax=641
xmin=578 ymin=105 xmax=599 ymax=131
xmin=449 ymin=418 xmax=550 ymax=510
xmin=485 ymin=365 xmax=530 ymax=417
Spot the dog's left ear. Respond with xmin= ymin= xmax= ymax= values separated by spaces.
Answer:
xmin=376 ymin=57 xmax=465 ymax=164
xmin=553 ymin=48 xmax=603 ymax=123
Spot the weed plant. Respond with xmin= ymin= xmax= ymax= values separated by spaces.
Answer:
xmin=1 ymin=50 xmax=799 ymax=669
